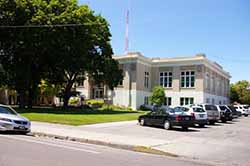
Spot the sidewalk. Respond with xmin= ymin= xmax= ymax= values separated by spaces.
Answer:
xmin=31 ymin=121 xmax=171 ymax=150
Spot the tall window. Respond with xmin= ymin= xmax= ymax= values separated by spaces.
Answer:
xmin=144 ymin=72 xmax=149 ymax=88
xmin=78 ymin=80 xmax=84 ymax=87
xmin=159 ymin=72 xmax=172 ymax=88
xmin=180 ymin=97 xmax=194 ymax=106
xmin=144 ymin=96 xmax=149 ymax=105
xmin=181 ymin=71 xmax=195 ymax=88
xmin=205 ymin=73 xmax=210 ymax=90
xmin=164 ymin=97 xmax=172 ymax=106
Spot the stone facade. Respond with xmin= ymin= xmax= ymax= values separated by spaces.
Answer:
xmin=76 ymin=52 xmax=231 ymax=110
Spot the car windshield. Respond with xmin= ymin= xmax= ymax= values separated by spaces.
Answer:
xmin=228 ymin=106 xmax=236 ymax=111
xmin=193 ymin=107 xmax=205 ymax=113
xmin=175 ymin=107 xmax=189 ymax=112
xmin=173 ymin=107 xmax=185 ymax=113
xmin=0 ymin=106 xmax=18 ymax=115
xmin=205 ymin=105 xmax=218 ymax=111
xmin=219 ymin=106 xmax=227 ymax=110
xmin=243 ymin=106 xmax=249 ymax=109
xmin=162 ymin=107 xmax=174 ymax=114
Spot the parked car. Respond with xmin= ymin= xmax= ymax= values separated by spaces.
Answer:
xmin=198 ymin=104 xmax=220 ymax=124
xmin=216 ymin=105 xmax=232 ymax=122
xmin=234 ymin=105 xmax=249 ymax=117
xmin=241 ymin=105 xmax=250 ymax=116
xmin=175 ymin=106 xmax=208 ymax=127
xmin=138 ymin=107 xmax=195 ymax=130
xmin=226 ymin=105 xmax=241 ymax=118
xmin=0 ymin=104 xmax=30 ymax=134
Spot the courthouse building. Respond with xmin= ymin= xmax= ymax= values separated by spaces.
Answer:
xmin=76 ymin=52 xmax=231 ymax=110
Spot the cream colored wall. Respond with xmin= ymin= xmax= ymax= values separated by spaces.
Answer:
xmin=136 ymin=62 xmax=151 ymax=91
xmin=203 ymin=66 xmax=230 ymax=98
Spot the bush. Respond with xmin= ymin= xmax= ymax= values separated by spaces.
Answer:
xmin=139 ymin=105 xmax=151 ymax=111
xmin=69 ymin=97 xmax=80 ymax=105
xmin=86 ymin=99 xmax=104 ymax=108
xmin=149 ymin=86 xmax=166 ymax=106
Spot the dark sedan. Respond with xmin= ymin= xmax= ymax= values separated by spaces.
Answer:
xmin=138 ymin=107 xmax=195 ymax=130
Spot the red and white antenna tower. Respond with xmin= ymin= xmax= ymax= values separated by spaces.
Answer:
xmin=125 ymin=1 xmax=130 ymax=54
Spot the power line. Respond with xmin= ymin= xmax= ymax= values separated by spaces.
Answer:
xmin=0 ymin=23 xmax=106 ymax=28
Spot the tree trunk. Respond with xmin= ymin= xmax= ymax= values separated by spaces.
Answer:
xmin=18 ymin=90 xmax=26 ymax=109
xmin=63 ymin=82 xmax=73 ymax=109
xmin=28 ymin=88 xmax=33 ymax=108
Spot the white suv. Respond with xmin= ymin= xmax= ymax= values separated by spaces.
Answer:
xmin=174 ymin=106 xmax=208 ymax=127
xmin=234 ymin=105 xmax=249 ymax=117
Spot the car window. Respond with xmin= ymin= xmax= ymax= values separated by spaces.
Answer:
xmin=175 ymin=107 xmax=189 ymax=112
xmin=0 ymin=106 xmax=18 ymax=115
xmin=243 ymin=106 xmax=248 ymax=109
xmin=198 ymin=105 xmax=203 ymax=108
xmin=193 ymin=107 xmax=205 ymax=113
xmin=228 ymin=106 xmax=236 ymax=111
xmin=205 ymin=105 xmax=218 ymax=111
xmin=219 ymin=106 xmax=227 ymax=110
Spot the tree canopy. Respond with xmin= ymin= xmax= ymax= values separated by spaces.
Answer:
xmin=149 ymin=86 xmax=166 ymax=106
xmin=0 ymin=0 xmax=123 ymax=108
xmin=230 ymin=80 xmax=250 ymax=104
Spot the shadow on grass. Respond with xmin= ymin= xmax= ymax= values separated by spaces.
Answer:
xmin=15 ymin=107 xmax=145 ymax=115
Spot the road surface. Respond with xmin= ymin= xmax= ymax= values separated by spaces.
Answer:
xmin=0 ymin=134 xmax=208 ymax=166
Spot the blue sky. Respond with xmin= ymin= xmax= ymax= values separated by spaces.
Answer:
xmin=79 ymin=0 xmax=250 ymax=83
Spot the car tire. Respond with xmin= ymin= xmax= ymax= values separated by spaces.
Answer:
xmin=221 ymin=119 xmax=227 ymax=123
xmin=139 ymin=118 xmax=146 ymax=126
xmin=182 ymin=126 xmax=188 ymax=131
xmin=209 ymin=121 xmax=215 ymax=125
xmin=163 ymin=120 xmax=171 ymax=130
xmin=245 ymin=114 xmax=248 ymax=117
xmin=199 ymin=124 xmax=205 ymax=128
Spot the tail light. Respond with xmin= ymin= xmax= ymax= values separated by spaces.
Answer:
xmin=176 ymin=116 xmax=182 ymax=121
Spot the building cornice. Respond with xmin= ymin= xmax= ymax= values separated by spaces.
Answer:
xmin=113 ymin=52 xmax=231 ymax=79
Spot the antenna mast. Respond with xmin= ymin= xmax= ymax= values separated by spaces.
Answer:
xmin=125 ymin=1 xmax=130 ymax=54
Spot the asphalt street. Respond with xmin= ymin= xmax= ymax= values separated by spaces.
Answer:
xmin=0 ymin=134 xmax=208 ymax=166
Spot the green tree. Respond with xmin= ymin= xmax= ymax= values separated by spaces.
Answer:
xmin=0 ymin=0 xmax=121 ymax=108
xmin=149 ymin=86 xmax=166 ymax=106
xmin=230 ymin=80 xmax=250 ymax=104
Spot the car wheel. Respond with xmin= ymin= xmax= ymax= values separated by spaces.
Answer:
xmin=245 ymin=114 xmax=248 ymax=117
xmin=164 ymin=120 xmax=171 ymax=130
xmin=209 ymin=121 xmax=215 ymax=125
xmin=140 ymin=118 xmax=146 ymax=126
xmin=221 ymin=119 xmax=227 ymax=123
xmin=182 ymin=126 xmax=188 ymax=131
xmin=199 ymin=124 xmax=205 ymax=128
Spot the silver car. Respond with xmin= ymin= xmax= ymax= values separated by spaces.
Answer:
xmin=0 ymin=104 xmax=31 ymax=134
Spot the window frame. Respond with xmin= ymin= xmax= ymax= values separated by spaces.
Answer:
xmin=164 ymin=97 xmax=172 ymax=106
xmin=180 ymin=97 xmax=194 ymax=106
xmin=159 ymin=71 xmax=173 ymax=88
xmin=144 ymin=71 xmax=149 ymax=88
xmin=180 ymin=70 xmax=195 ymax=88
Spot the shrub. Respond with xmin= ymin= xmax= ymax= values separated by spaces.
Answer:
xmin=127 ymin=106 xmax=133 ymax=111
xmin=86 ymin=99 xmax=104 ymax=108
xmin=139 ymin=105 xmax=151 ymax=111
xmin=69 ymin=97 xmax=80 ymax=105
xmin=149 ymin=86 xmax=166 ymax=106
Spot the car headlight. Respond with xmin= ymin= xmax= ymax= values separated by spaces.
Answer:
xmin=0 ymin=118 xmax=12 ymax=122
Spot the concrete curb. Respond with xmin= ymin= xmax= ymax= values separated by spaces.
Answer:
xmin=29 ymin=132 xmax=179 ymax=158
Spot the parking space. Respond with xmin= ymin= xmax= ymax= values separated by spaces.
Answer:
xmin=80 ymin=117 xmax=250 ymax=166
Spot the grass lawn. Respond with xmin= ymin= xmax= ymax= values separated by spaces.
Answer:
xmin=15 ymin=107 xmax=148 ymax=126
